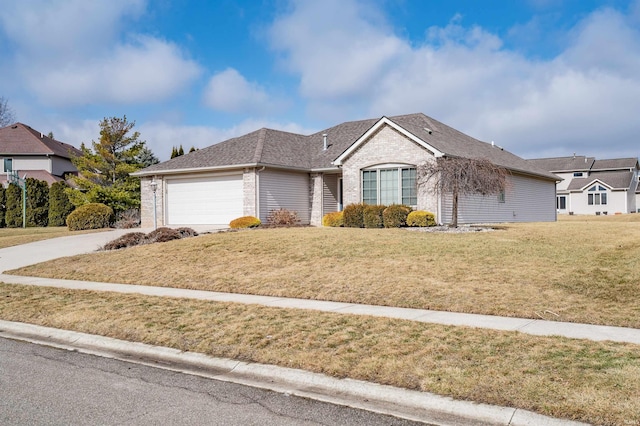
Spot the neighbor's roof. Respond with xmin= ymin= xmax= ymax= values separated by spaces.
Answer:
xmin=592 ymin=158 xmax=639 ymax=171
xmin=0 ymin=123 xmax=82 ymax=158
xmin=566 ymin=170 xmax=635 ymax=191
xmin=135 ymin=113 xmax=558 ymax=180
xmin=527 ymin=156 xmax=596 ymax=172
xmin=0 ymin=169 xmax=64 ymax=186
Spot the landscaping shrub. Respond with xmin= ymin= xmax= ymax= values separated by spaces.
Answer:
xmin=114 ymin=209 xmax=141 ymax=229
xmin=146 ymin=227 xmax=182 ymax=243
xmin=342 ymin=203 xmax=366 ymax=228
xmin=0 ymin=185 xmax=5 ymax=228
xmin=102 ymin=232 xmax=147 ymax=250
xmin=363 ymin=204 xmax=386 ymax=228
xmin=322 ymin=211 xmax=343 ymax=227
xmin=229 ymin=216 xmax=261 ymax=229
xmin=66 ymin=203 xmax=114 ymax=231
xmin=176 ymin=227 xmax=199 ymax=238
xmin=267 ymin=209 xmax=299 ymax=226
xmin=26 ymin=178 xmax=49 ymax=227
xmin=48 ymin=182 xmax=75 ymax=227
xmin=383 ymin=204 xmax=411 ymax=228
xmin=407 ymin=210 xmax=437 ymax=227
xmin=4 ymin=183 xmax=23 ymax=228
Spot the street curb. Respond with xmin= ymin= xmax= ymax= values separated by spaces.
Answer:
xmin=0 ymin=320 xmax=587 ymax=426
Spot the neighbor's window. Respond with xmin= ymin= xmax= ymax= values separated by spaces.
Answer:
xmin=573 ymin=172 xmax=584 ymax=177
xmin=362 ymin=166 xmax=417 ymax=206
xmin=3 ymin=158 xmax=12 ymax=173
xmin=587 ymin=185 xmax=607 ymax=205
xmin=557 ymin=196 xmax=567 ymax=210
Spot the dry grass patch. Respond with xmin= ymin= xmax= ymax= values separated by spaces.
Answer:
xmin=0 ymin=227 xmax=105 ymax=249
xmin=1 ymin=283 xmax=639 ymax=425
xmin=10 ymin=216 xmax=640 ymax=328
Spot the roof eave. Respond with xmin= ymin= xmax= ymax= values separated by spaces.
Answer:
xmin=131 ymin=163 xmax=259 ymax=177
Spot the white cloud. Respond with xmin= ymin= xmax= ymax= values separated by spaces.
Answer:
xmin=0 ymin=0 xmax=201 ymax=106
xmin=268 ymin=1 xmax=640 ymax=159
xmin=203 ymin=68 xmax=283 ymax=114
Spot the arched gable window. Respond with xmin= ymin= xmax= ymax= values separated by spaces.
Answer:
xmin=587 ymin=184 xmax=607 ymax=205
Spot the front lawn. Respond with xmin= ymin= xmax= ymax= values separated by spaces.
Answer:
xmin=9 ymin=215 xmax=640 ymax=328
xmin=1 ymin=283 xmax=638 ymax=425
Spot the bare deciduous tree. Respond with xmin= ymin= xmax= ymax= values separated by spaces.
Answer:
xmin=0 ymin=96 xmax=16 ymax=127
xmin=418 ymin=157 xmax=510 ymax=227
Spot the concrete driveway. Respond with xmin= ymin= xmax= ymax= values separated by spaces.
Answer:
xmin=0 ymin=229 xmax=149 ymax=273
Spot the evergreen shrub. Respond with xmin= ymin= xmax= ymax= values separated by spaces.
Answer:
xmin=407 ymin=211 xmax=436 ymax=227
xmin=363 ymin=204 xmax=386 ymax=228
xmin=321 ymin=211 xmax=343 ymax=227
xmin=383 ymin=204 xmax=411 ymax=228
xmin=342 ymin=203 xmax=366 ymax=228
xmin=66 ymin=203 xmax=114 ymax=230
xmin=230 ymin=216 xmax=261 ymax=229
xmin=48 ymin=182 xmax=75 ymax=227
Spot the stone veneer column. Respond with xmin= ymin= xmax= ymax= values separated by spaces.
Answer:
xmin=309 ymin=173 xmax=324 ymax=226
xmin=243 ymin=168 xmax=257 ymax=218
xmin=140 ymin=177 xmax=164 ymax=228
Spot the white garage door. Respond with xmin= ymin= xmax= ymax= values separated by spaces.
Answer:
xmin=166 ymin=174 xmax=243 ymax=225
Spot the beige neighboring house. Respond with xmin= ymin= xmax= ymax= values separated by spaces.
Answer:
xmin=133 ymin=113 xmax=559 ymax=227
xmin=0 ymin=122 xmax=82 ymax=186
xmin=529 ymin=156 xmax=640 ymax=215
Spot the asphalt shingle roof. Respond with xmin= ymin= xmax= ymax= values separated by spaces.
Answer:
xmin=527 ymin=156 xmax=595 ymax=172
xmin=566 ymin=171 xmax=635 ymax=190
xmin=136 ymin=113 xmax=557 ymax=180
xmin=592 ymin=158 xmax=639 ymax=171
xmin=0 ymin=122 xmax=82 ymax=158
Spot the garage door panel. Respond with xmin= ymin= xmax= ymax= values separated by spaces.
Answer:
xmin=166 ymin=174 xmax=243 ymax=225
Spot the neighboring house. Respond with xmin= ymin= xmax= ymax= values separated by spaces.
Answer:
xmin=0 ymin=122 xmax=82 ymax=186
xmin=528 ymin=155 xmax=640 ymax=215
xmin=133 ymin=113 xmax=559 ymax=227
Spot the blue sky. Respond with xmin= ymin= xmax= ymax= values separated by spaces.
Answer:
xmin=1 ymin=0 xmax=639 ymax=161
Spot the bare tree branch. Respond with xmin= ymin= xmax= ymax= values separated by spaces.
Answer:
xmin=0 ymin=96 xmax=16 ymax=127
xmin=418 ymin=157 xmax=510 ymax=227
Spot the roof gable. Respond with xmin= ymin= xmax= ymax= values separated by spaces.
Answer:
xmin=0 ymin=123 xmax=81 ymax=159
xmin=332 ymin=116 xmax=444 ymax=166
xmin=567 ymin=171 xmax=634 ymax=191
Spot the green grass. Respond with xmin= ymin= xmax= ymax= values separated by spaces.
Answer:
xmin=10 ymin=216 xmax=640 ymax=328
xmin=1 ymin=283 xmax=638 ymax=426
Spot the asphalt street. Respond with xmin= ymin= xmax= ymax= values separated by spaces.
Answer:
xmin=0 ymin=337 xmax=426 ymax=426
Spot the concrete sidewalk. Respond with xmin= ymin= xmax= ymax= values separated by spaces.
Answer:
xmin=2 ymin=273 xmax=640 ymax=345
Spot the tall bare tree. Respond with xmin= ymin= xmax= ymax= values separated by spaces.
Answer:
xmin=0 ymin=96 xmax=16 ymax=127
xmin=418 ymin=157 xmax=509 ymax=227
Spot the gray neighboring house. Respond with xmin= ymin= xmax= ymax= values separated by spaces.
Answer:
xmin=529 ymin=156 xmax=640 ymax=215
xmin=0 ymin=122 xmax=82 ymax=186
xmin=133 ymin=113 xmax=558 ymax=227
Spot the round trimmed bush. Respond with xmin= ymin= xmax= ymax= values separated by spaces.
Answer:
xmin=230 ymin=216 xmax=261 ymax=229
xmin=383 ymin=205 xmax=411 ymax=228
xmin=66 ymin=203 xmax=114 ymax=231
xmin=322 ymin=211 xmax=344 ymax=227
xmin=343 ymin=203 xmax=366 ymax=228
xmin=363 ymin=205 xmax=386 ymax=228
xmin=407 ymin=211 xmax=436 ymax=227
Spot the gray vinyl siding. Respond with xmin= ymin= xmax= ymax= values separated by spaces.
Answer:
xmin=440 ymin=174 xmax=556 ymax=224
xmin=323 ymin=174 xmax=339 ymax=215
xmin=259 ymin=169 xmax=311 ymax=224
